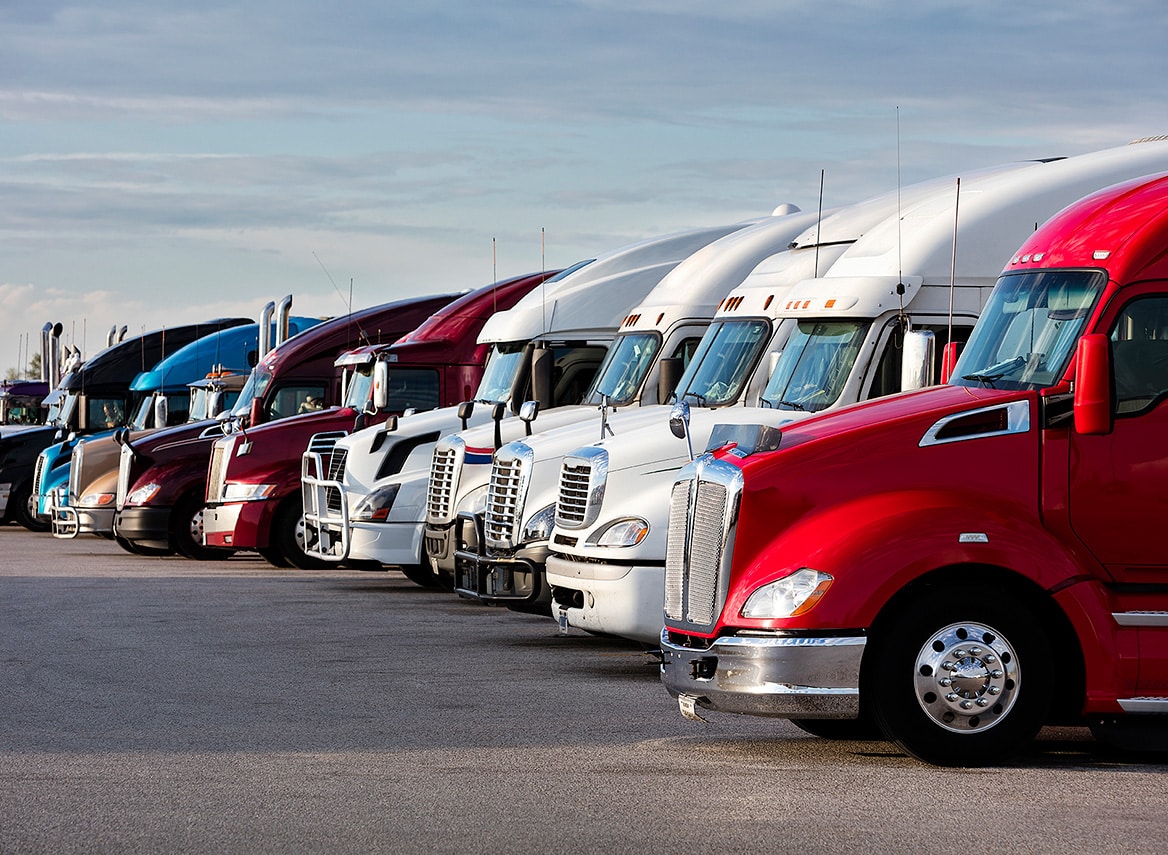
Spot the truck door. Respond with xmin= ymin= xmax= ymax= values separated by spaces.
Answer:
xmin=1068 ymin=292 xmax=1168 ymax=694
xmin=1068 ymin=293 xmax=1168 ymax=574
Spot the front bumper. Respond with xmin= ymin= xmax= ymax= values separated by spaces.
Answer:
xmin=547 ymin=555 xmax=663 ymax=645
xmin=53 ymin=505 xmax=116 ymax=539
xmin=452 ymin=512 xmax=548 ymax=607
xmin=347 ymin=520 xmax=424 ymax=566
xmin=660 ymin=628 xmax=866 ymax=719
xmin=114 ymin=506 xmax=174 ymax=552
xmin=204 ymin=500 xmax=269 ymax=549
xmin=423 ymin=521 xmax=457 ymax=575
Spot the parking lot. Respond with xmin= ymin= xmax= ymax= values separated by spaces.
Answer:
xmin=3 ymin=525 xmax=1167 ymax=853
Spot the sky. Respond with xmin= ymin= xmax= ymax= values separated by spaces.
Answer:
xmin=3 ymin=0 xmax=1166 ymax=374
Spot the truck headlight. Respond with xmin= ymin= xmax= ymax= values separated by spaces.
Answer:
xmin=79 ymin=491 xmax=116 ymax=507
xmin=126 ymin=482 xmax=162 ymax=505
xmin=456 ymin=484 xmax=489 ymax=516
xmin=585 ymin=517 xmax=649 ymax=548
xmin=522 ymin=504 xmax=556 ymax=542
xmin=353 ymin=484 xmax=401 ymax=522
xmin=740 ymin=568 xmax=833 ymax=619
xmin=222 ymin=483 xmax=277 ymax=502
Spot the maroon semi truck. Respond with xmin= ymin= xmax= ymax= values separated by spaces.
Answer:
xmin=200 ymin=271 xmax=559 ymax=568
xmin=111 ymin=293 xmax=458 ymax=559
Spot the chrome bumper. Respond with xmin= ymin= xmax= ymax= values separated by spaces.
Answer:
xmin=660 ymin=629 xmax=866 ymax=719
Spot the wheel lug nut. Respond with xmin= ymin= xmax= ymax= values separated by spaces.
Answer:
xmin=960 ymin=700 xmax=973 ymax=710
xmin=976 ymin=698 xmax=990 ymax=707
xmin=942 ymin=661 xmax=955 ymax=671
xmin=991 ymin=670 xmax=1003 ymax=679
xmin=946 ymin=692 xmax=959 ymax=702
xmin=987 ymin=686 xmax=1000 ymax=695
xmin=939 ymin=677 xmax=952 ymax=687
xmin=969 ymin=647 xmax=983 ymax=656
xmin=983 ymin=654 xmax=996 ymax=664
xmin=954 ymin=649 xmax=967 ymax=658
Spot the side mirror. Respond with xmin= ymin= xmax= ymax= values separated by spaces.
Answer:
xmin=531 ymin=345 xmax=553 ymax=409
xmin=153 ymin=395 xmax=169 ymax=428
xmin=492 ymin=401 xmax=506 ymax=449
xmin=77 ymin=394 xmax=89 ymax=431
xmin=1074 ymin=333 xmax=1112 ymax=436
xmin=941 ymin=341 xmax=963 ymax=384
xmin=657 ymin=357 xmax=684 ymax=405
xmin=208 ymin=389 xmax=224 ymax=417
xmin=519 ymin=400 xmax=540 ymax=436
xmin=901 ymin=329 xmax=936 ymax=391
xmin=457 ymin=400 xmax=475 ymax=430
xmin=669 ymin=400 xmax=694 ymax=461
xmin=372 ymin=361 xmax=389 ymax=411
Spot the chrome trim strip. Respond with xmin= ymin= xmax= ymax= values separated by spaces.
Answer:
xmin=1118 ymin=697 xmax=1168 ymax=713
xmin=1113 ymin=611 xmax=1168 ymax=627
xmin=919 ymin=400 xmax=1031 ymax=447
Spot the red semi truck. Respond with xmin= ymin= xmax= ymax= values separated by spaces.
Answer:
xmin=112 ymin=293 xmax=457 ymax=559
xmin=661 ymin=172 xmax=1168 ymax=766
xmin=201 ymin=271 xmax=559 ymax=568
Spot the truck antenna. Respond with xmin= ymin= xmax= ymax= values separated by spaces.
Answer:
xmin=814 ymin=169 xmax=824 ymax=277
xmin=493 ymin=237 xmax=498 ymax=315
xmin=894 ymin=106 xmax=909 ymax=329
xmin=948 ymin=176 xmax=961 ymax=354
xmin=541 ymin=227 xmax=547 ymax=333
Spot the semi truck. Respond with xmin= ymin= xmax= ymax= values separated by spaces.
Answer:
xmin=660 ymin=169 xmax=1168 ymax=766
xmin=546 ymin=138 xmax=1168 ymax=645
xmin=301 ymin=218 xmax=771 ymax=585
xmin=200 ymin=271 xmax=559 ymax=569
xmin=47 ymin=307 xmax=321 ymax=540
xmin=0 ymin=380 xmax=49 ymax=428
xmin=109 ymin=294 xmax=456 ymax=559
xmin=0 ymin=316 xmax=252 ymax=531
xmin=436 ymin=206 xmax=875 ymax=611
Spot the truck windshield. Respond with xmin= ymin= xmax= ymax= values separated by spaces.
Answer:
xmin=583 ymin=332 xmax=661 ymax=406
xmin=49 ymin=392 xmax=77 ymax=427
xmin=131 ymin=397 xmax=154 ymax=430
xmin=674 ymin=319 xmax=770 ymax=407
xmin=759 ymin=320 xmax=870 ymax=412
xmin=474 ymin=342 xmax=526 ymax=403
xmin=952 ymin=269 xmax=1104 ymax=391
xmin=230 ymin=365 xmax=272 ymax=417
xmin=343 ymin=367 xmax=374 ymax=409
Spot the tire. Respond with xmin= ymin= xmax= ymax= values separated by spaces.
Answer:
xmin=791 ymin=714 xmax=884 ymax=741
xmin=866 ymin=588 xmax=1050 ymax=767
xmin=172 ymin=493 xmax=235 ymax=561
xmin=257 ymin=546 xmax=290 ymax=568
xmin=115 ymin=534 xmax=174 ymax=557
xmin=399 ymin=562 xmax=441 ymax=588
xmin=12 ymin=480 xmax=50 ymax=532
xmin=269 ymin=499 xmax=330 ymax=570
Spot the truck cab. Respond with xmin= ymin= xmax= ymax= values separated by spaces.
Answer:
xmin=200 ymin=271 xmax=559 ymax=569
xmin=109 ymin=294 xmax=455 ymax=560
xmin=660 ymin=168 xmax=1168 ymax=766
xmin=299 ymin=219 xmax=759 ymax=584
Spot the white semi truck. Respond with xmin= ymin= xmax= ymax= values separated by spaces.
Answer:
xmin=300 ymin=216 xmax=777 ymax=583
xmin=544 ymin=137 xmax=1168 ymax=643
xmin=426 ymin=159 xmax=1042 ymax=613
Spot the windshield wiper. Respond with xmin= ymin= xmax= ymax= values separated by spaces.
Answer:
xmin=962 ymin=355 xmax=1026 ymax=384
xmin=777 ymin=400 xmax=807 ymax=411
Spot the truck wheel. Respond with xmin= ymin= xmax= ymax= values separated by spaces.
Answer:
xmin=172 ymin=494 xmax=234 ymax=561
xmin=791 ymin=714 xmax=883 ymax=741
xmin=399 ymin=562 xmax=440 ymax=588
xmin=12 ymin=481 xmax=50 ymax=532
xmin=867 ymin=589 xmax=1049 ymax=766
xmin=114 ymin=534 xmax=174 ymax=557
xmin=270 ymin=501 xmax=330 ymax=570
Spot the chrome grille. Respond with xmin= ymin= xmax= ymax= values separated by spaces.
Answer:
xmin=483 ymin=443 xmax=532 ymax=549
xmin=663 ymin=456 xmax=741 ymax=631
xmin=324 ymin=447 xmax=348 ymax=514
xmin=116 ymin=444 xmax=133 ymax=509
xmin=206 ymin=439 xmax=230 ymax=504
xmin=554 ymin=446 xmax=608 ymax=530
xmin=556 ymin=460 xmax=591 ymax=527
xmin=308 ymin=430 xmax=347 ymax=455
xmin=687 ymin=481 xmax=728 ymax=625
xmin=69 ymin=442 xmax=83 ymax=502
xmin=32 ymin=452 xmax=47 ymax=498
xmin=664 ymin=479 xmax=691 ymax=620
xmin=426 ymin=440 xmax=464 ymax=523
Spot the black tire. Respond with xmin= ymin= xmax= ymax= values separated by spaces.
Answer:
xmin=866 ymin=588 xmax=1050 ymax=767
xmin=269 ymin=499 xmax=330 ymax=570
xmin=257 ymin=546 xmax=290 ymax=568
xmin=172 ymin=493 xmax=235 ymax=561
xmin=115 ymin=533 xmax=174 ymax=557
xmin=399 ymin=562 xmax=441 ymax=588
xmin=12 ymin=480 xmax=50 ymax=532
xmin=791 ymin=714 xmax=884 ymax=741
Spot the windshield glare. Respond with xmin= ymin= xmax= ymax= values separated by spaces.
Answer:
xmin=953 ymin=270 xmax=1103 ymax=391
xmin=584 ymin=332 xmax=661 ymax=406
xmin=675 ymin=319 xmax=770 ymax=406
xmin=474 ymin=342 xmax=527 ymax=403
xmin=344 ymin=367 xmax=374 ymax=409
xmin=761 ymin=320 xmax=870 ymax=412
xmin=230 ymin=366 xmax=271 ymax=417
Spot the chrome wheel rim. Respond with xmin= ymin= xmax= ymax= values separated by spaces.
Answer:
xmin=912 ymin=621 xmax=1019 ymax=734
